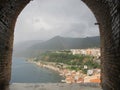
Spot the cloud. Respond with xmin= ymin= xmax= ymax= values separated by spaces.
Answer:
xmin=14 ymin=0 xmax=99 ymax=44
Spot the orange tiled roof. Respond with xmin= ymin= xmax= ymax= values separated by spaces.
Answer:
xmin=90 ymin=78 xmax=101 ymax=83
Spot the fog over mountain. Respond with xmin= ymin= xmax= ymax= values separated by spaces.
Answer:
xmin=13 ymin=36 xmax=100 ymax=57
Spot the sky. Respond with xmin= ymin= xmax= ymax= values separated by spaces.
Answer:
xmin=14 ymin=0 xmax=99 ymax=44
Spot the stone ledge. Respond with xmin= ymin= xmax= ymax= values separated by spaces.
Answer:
xmin=9 ymin=83 xmax=102 ymax=90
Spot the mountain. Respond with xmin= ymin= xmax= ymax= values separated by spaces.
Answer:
xmin=13 ymin=36 xmax=100 ymax=57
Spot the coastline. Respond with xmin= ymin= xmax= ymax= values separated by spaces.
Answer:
xmin=26 ymin=58 xmax=101 ymax=84
xmin=27 ymin=59 xmax=62 ymax=73
xmin=26 ymin=59 xmax=89 ymax=83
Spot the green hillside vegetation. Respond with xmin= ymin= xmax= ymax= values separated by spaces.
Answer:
xmin=35 ymin=51 xmax=100 ymax=73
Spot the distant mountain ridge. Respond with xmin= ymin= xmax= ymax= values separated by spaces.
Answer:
xmin=13 ymin=36 xmax=100 ymax=57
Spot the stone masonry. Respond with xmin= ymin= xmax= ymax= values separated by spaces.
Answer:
xmin=0 ymin=0 xmax=120 ymax=90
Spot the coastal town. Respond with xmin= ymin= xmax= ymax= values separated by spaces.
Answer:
xmin=27 ymin=48 xmax=101 ymax=84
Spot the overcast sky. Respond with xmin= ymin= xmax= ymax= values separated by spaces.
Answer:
xmin=14 ymin=0 xmax=99 ymax=44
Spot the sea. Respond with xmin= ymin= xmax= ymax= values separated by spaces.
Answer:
xmin=10 ymin=57 xmax=64 ymax=83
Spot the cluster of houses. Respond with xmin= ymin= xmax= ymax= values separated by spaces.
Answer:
xmin=70 ymin=48 xmax=100 ymax=58
xmin=60 ymin=69 xmax=101 ymax=83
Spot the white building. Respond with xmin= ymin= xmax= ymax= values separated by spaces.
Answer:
xmin=70 ymin=48 xmax=100 ymax=58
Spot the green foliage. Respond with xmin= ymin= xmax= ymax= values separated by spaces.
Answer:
xmin=82 ymin=69 xmax=88 ymax=74
xmin=83 ymin=59 xmax=100 ymax=69
xmin=40 ymin=52 xmax=85 ymax=65
xmin=36 ymin=51 xmax=100 ymax=73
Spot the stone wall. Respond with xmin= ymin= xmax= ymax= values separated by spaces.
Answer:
xmin=0 ymin=0 xmax=120 ymax=90
xmin=102 ymin=0 xmax=120 ymax=89
xmin=82 ymin=1 xmax=120 ymax=89
xmin=0 ymin=0 xmax=30 ymax=87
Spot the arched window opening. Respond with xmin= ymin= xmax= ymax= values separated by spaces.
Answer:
xmin=11 ymin=0 xmax=101 ymax=87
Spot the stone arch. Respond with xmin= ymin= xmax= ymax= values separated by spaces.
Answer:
xmin=0 ymin=0 xmax=120 ymax=90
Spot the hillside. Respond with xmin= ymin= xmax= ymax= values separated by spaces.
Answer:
xmin=13 ymin=36 xmax=100 ymax=57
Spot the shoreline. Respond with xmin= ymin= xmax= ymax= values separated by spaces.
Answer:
xmin=26 ymin=59 xmax=93 ymax=83
xmin=26 ymin=58 xmax=101 ymax=84
xmin=27 ymin=59 xmax=62 ymax=73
